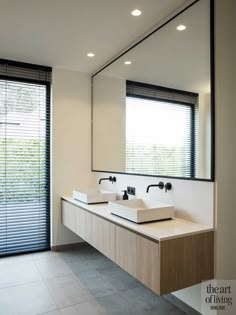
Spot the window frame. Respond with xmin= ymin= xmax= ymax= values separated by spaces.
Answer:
xmin=0 ymin=60 xmax=51 ymax=256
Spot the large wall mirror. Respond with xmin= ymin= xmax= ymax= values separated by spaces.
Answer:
xmin=92 ymin=0 xmax=214 ymax=181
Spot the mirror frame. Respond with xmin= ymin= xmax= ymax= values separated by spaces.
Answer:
xmin=91 ymin=0 xmax=215 ymax=182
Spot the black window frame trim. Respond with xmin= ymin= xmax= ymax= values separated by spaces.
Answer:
xmin=0 ymin=58 xmax=51 ymax=256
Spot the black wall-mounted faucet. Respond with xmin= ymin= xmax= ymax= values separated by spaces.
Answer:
xmin=164 ymin=182 xmax=172 ymax=192
xmin=146 ymin=182 xmax=164 ymax=193
xmin=99 ymin=176 xmax=116 ymax=184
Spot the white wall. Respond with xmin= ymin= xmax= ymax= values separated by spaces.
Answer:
xmin=51 ymin=68 xmax=91 ymax=246
xmin=91 ymin=173 xmax=214 ymax=227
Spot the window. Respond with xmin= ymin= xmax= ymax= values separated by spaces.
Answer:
xmin=0 ymin=59 xmax=51 ymax=256
xmin=126 ymin=81 xmax=197 ymax=178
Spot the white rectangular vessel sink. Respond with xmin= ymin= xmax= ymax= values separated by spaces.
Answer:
xmin=109 ymin=199 xmax=174 ymax=223
xmin=73 ymin=188 xmax=116 ymax=204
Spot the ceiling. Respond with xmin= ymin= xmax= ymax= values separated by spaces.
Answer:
xmin=0 ymin=0 xmax=191 ymax=74
xmin=97 ymin=0 xmax=210 ymax=94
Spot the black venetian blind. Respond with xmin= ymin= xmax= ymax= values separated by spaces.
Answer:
xmin=126 ymin=80 xmax=198 ymax=178
xmin=0 ymin=59 xmax=51 ymax=256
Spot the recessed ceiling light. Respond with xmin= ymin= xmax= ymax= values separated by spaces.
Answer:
xmin=177 ymin=25 xmax=186 ymax=31
xmin=87 ymin=52 xmax=95 ymax=57
xmin=124 ymin=61 xmax=132 ymax=65
xmin=132 ymin=9 xmax=142 ymax=16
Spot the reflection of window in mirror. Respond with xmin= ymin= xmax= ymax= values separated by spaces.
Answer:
xmin=126 ymin=81 xmax=198 ymax=178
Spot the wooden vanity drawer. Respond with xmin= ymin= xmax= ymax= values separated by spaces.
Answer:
xmin=159 ymin=231 xmax=214 ymax=294
xmin=62 ymin=200 xmax=76 ymax=233
xmin=116 ymin=226 xmax=160 ymax=294
xmin=91 ymin=215 xmax=116 ymax=261
xmin=76 ymin=207 xmax=92 ymax=244
xmin=62 ymin=199 xmax=214 ymax=296
xmin=116 ymin=226 xmax=214 ymax=295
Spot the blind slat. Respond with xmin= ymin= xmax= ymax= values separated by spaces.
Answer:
xmin=0 ymin=60 xmax=51 ymax=256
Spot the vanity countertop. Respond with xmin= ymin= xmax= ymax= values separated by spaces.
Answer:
xmin=62 ymin=196 xmax=214 ymax=242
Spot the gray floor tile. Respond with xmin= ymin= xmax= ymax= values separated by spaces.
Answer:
xmin=0 ymin=244 xmax=187 ymax=315
xmin=39 ymin=310 xmax=62 ymax=315
xmin=97 ymin=266 xmax=141 ymax=292
xmin=74 ymin=269 xmax=118 ymax=298
xmin=56 ymin=250 xmax=86 ymax=265
xmin=58 ymin=245 xmax=100 ymax=262
xmin=0 ymin=259 xmax=41 ymax=289
xmin=124 ymin=285 xmax=165 ymax=306
xmin=59 ymin=289 xmax=186 ymax=315
xmin=95 ymin=291 xmax=140 ymax=315
xmin=0 ymin=253 xmax=33 ymax=265
xmin=59 ymin=246 xmax=116 ymax=274
xmin=124 ymin=287 xmax=187 ymax=315
xmin=68 ymin=255 xmax=116 ymax=274
xmin=94 ymin=256 xmax=118 ymax=271
xmin=31 ymin=250 xmax=60 ymax=261
xmin=45 ymin=274 xmax=94 ymax=308
xmin=0 ymin=280 xmax=56 ymax=315
xmin=34 ymin=255 xmax=73 ymax=279
xmin=59 ymin=300 xmax=106 ymax=315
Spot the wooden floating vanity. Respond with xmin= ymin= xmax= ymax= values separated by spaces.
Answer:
xmin=61 ymin=197 xmax=214 ymax=295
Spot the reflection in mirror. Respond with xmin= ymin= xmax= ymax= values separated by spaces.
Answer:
xmin=92 ymin=0 xmax=213 ymax=180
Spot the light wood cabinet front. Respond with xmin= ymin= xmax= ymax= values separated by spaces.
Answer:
xmin=159 ymin=232 xmax=214 ymax=294
xmin=116 ymin=226 xmax=160 ymax=294
xmin=91 ymin=215 xmax=116 ymax=262
xmin=61 ymin=199 xmax=214 ymax=296
xmin=61 ymin=200 xmax=76 ymax=233
xmin=76 ymin=207 xmax=92 ymax=244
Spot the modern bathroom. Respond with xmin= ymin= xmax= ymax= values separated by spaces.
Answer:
xmin=0 ymin=0 xmax=235 ymax=314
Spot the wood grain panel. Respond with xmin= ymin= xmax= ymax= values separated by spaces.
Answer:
xmin=116 ymin=225 xmax=137 ymax=277
xmin=62 ymin=199 xmax=214 ymax=296
xmin=136 ymin=235 xmax=160 ymax=293
xmin=91 ymin=215 xmax=116 ymax=261
xmin=76 ymin=207 xmax=92 ymax=244
xmin=116 ymin=226 xmax=160 ymax=294
xmin=160 ymin=231 xmax=214 ymax=295
xmin=61 ymin=200 xmax=76 ymax=233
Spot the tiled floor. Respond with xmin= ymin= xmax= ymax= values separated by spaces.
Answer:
xmin=0 ymin=245 xmax=187 ymax=315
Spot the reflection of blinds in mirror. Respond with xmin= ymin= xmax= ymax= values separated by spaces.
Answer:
xmin=126 ymin=81 xmax=198 ymax=178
